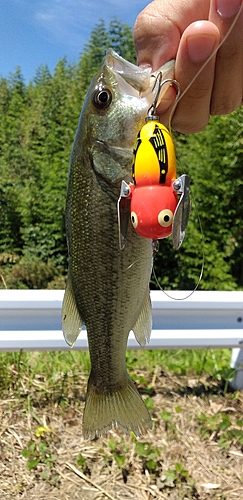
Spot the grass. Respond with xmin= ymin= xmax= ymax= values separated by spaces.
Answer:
xmin=0 ymin=347 xmax=234 ymax=398
xmin=1 ymin=347 xmax=243 ymax=500
xmin=0 ymin=350 xmax=90 ymax=393
xmin=126 ymin=347 xmax=233 ymax=377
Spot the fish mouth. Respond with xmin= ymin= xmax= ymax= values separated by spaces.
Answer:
xmin=105 ymin=48 xmax=151 ymax=93
xmin=105 ymin=48 xmax=175 ymax=101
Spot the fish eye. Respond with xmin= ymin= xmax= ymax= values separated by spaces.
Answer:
xmin=92 ymin=87 xmax=112 ymax=110
xmin=131 ymin=211 xmax=138 ymax=229
xmin=158 ymin=209 xmax=173 ymax=227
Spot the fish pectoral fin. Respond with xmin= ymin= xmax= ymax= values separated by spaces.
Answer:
xmin=62 ymin=275 xmax=84 ymax=347
xmin=82 ymin=372 xmax=151 ymax=440
xmin=117 ymin=181 xmax=131 ymax=250
xmin=132 ymin=290 xmax=152 ymax=347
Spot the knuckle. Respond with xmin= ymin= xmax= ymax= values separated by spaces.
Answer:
xmin=172 ymin=110 xmax=210 ymax=134
xmin=210 ymin=96 xmax=242 ymax=116
xmin=134 ymin=8 xmax=160 ymax=43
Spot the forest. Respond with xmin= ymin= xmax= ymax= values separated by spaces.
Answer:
xmin=0 ymin=18 xmax=243 ymax=291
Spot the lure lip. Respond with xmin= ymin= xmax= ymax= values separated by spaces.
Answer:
xmin=172 ymin=174 xmax=191 ymax=250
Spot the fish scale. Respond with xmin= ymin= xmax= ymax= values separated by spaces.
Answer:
xmin=62 ymin=49 xmax=175 ymax=439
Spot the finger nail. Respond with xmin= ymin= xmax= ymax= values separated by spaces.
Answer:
xmin=216 ymin=0 xmax=242 ymax=18
xmin=187 ymin=33 xmax=218 ymax=63
xmin=138 ymin=63 xmax=152 ymax=70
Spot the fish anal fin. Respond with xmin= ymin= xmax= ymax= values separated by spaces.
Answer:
xmin=62 ymin=275 xmax=84 ymax=347
xmin=132 ymin=290 xmax=152 ymax=347
xmin=82 ymin=373 xmax=151 ymax=440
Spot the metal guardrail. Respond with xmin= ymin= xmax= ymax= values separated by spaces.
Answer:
xmin=0 ymin=289 xmax=243 ymax=388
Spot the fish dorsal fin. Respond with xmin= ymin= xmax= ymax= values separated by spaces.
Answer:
xmin=132 ymin=290 xmax=152 ymax=347
xmin=62 ymin=275 xmax=84 ymax=347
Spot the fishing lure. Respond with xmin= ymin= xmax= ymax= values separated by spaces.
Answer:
xmin=118 ymin=74 xmax=191 ymax=250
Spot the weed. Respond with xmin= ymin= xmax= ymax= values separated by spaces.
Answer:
xmin=144 ymin=396 xmax=154 ymax=410
xmin=76 ymin=453 xmax=92 ymax=476
xmin=197 ymin=411 xmax=243 ymax=450
xmin=135 ymin=440 xmax=161 ymax=473
xmin=77 ymin=454 xmax=86 ymax=469
xmin=158 ymin=462 xmax=195 ymax=491
xmin=160 ymin=409 xmax=178 ymax=437
xmin=21 ymin=424 xmax=59 ymax=484
xmin=108 ymin=438 xmax=127 ymax=469
xmin=0 ymin=351 xmax=25 ymax=391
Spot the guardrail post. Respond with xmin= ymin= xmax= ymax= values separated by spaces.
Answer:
xmin=230 ymin=346 xmax=243 ymax=390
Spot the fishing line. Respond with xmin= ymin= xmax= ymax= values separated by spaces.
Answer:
xmin=152 ymin=189 xmax=205 ymax=301
xmin=154 ymin=5 xmax=243 ymax=298
xmin=167 ymin=2 xmax=243 ymax=128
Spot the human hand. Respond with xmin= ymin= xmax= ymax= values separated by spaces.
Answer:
xmin=134 ymin=0 xmax=243 ymax=133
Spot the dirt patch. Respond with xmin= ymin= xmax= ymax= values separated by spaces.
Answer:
xmin=0 ymin=370 xmax=243 ymax=500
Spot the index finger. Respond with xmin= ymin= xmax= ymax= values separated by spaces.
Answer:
xmin=134 ymin=0 xmax=210 ymax=69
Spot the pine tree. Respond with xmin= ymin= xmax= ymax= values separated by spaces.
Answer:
xmin=108 ymin=18 xmax=136 ymax=62
xmin=1 ymin=18 xmax=242 ymax=290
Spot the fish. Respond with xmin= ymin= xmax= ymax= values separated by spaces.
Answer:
xmin=62 ymin=48 xmax=175 ymax=440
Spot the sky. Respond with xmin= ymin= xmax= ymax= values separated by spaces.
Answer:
xmin=0 ymin=0 xmax=150 ymax=83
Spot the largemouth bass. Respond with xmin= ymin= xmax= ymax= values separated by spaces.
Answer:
xmin=62 ymin=49 xmax=174 ymax=440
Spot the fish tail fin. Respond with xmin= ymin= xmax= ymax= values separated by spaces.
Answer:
xmin=82 ymin=373 xmax=152 ymax=440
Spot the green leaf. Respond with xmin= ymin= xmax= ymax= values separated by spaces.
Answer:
xmin=149 ymin=447 xmax=160 ymax=460
xmin=38 ymin=442 xmax=48 ymax=455
xmin=165 ymin=469 xmax=176 ymax=482
xmin=108 ymin=438 xmax=117 ymax=451
xmin=113 ymin=453 xmax=125 ymax=468
xmin=218 ymin=414 xmax=232 ymax=431
xmin=146 ymin=459 xmax=157 ymax=471
xmin=175 ymin=462 xmax=189 ymax=477
xmin=135 ymin=441 xmax=150 ymax=457
xmin=144 ymin=397 xmax=154 ymax=410
xmin=22 ymin=448 xmax=31 ymax=458
xmin=161 ymin=410 xmax=172 ymax=422
xmin=77 ymin=455 xmax=86 ymax=468
xmin=27 ymin=458 xmax=40 ymax=470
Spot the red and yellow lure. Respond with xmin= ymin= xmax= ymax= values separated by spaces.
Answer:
xmin=130 ymin=119 xmax=178 ymax=240
xmin=118 ymin=75 xmax=191 ymax=250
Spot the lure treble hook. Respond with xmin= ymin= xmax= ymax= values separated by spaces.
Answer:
xmin=147 ymin=73 xmax=181 ymax=122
